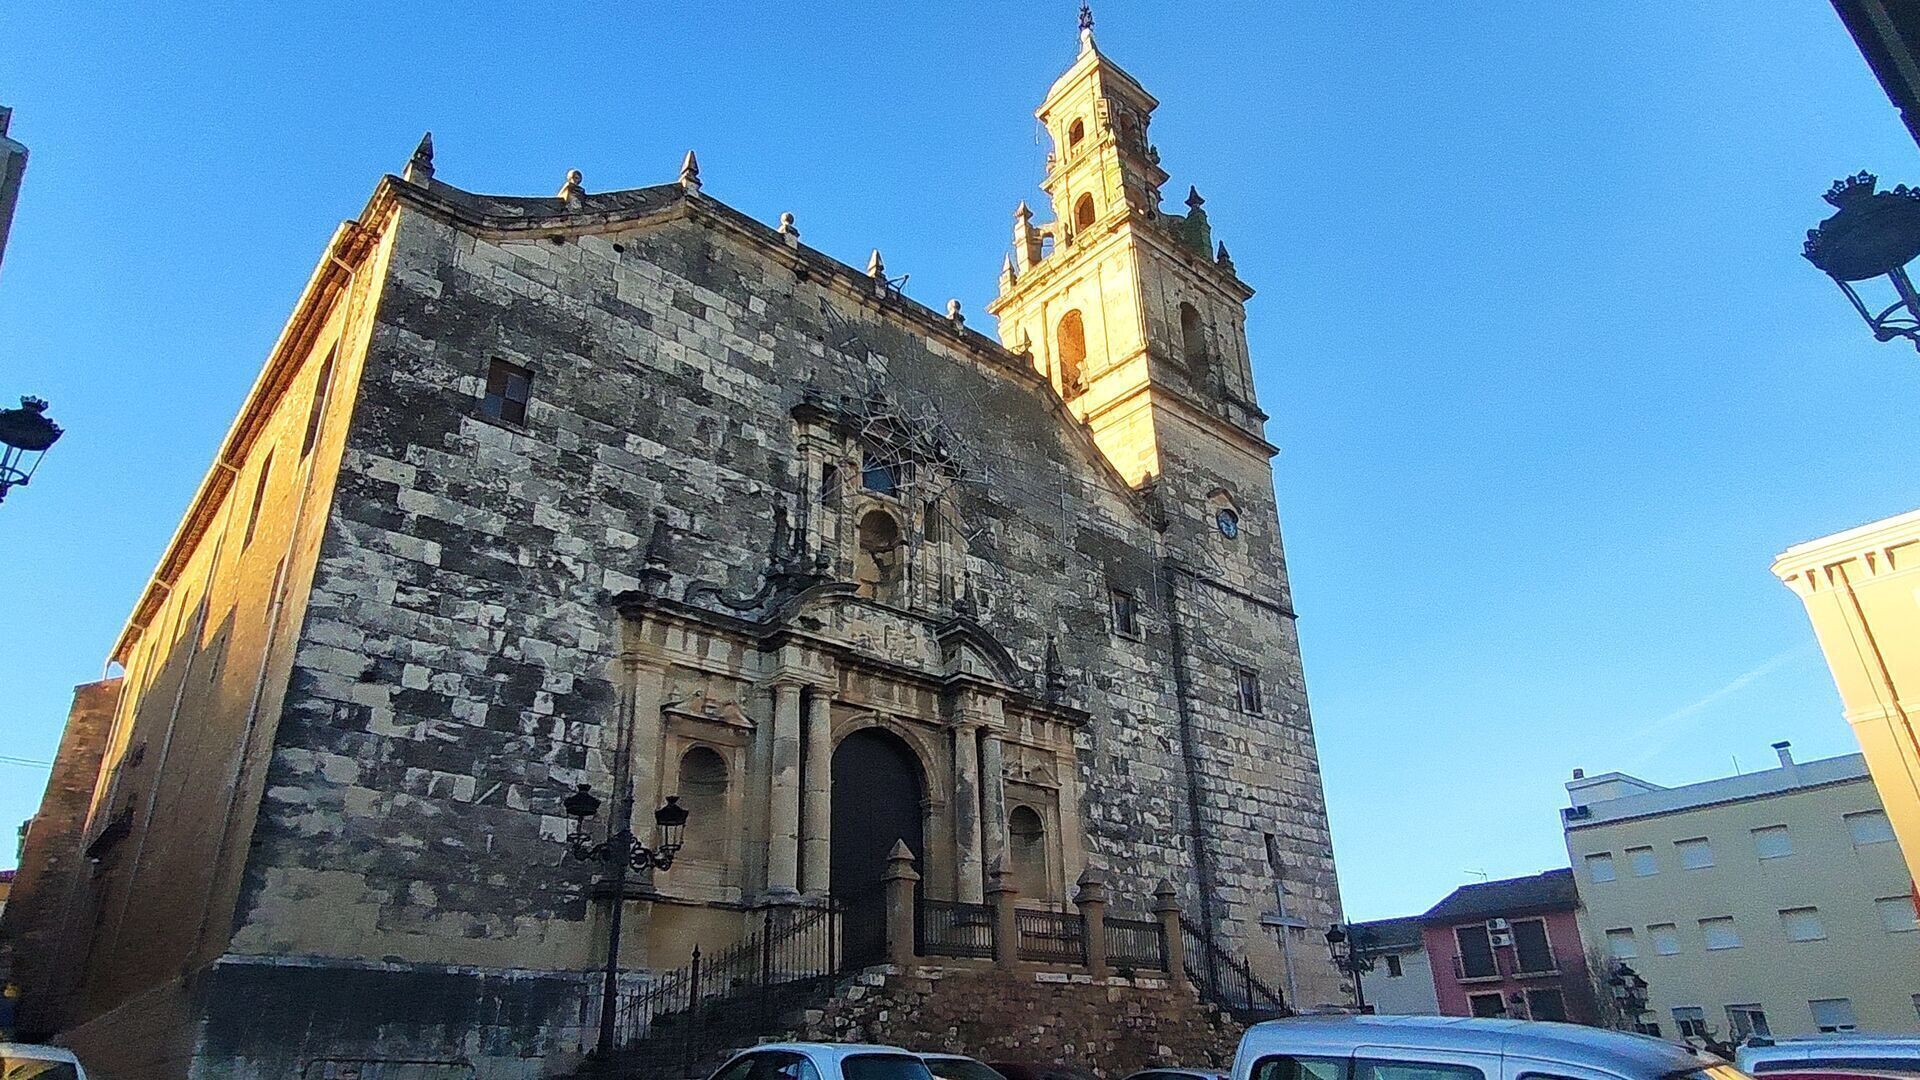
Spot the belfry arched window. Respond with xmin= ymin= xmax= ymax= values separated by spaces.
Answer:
xmin=1074 ymin=193 xmax=1097 ymax=231
xmin=1180 ymin=302 xmax=1208 ymax=374
xmin=1056 ymin=309 xmax=1087 ymax=394
xmin=1068 ymin=118 xmax=1086 ymax=152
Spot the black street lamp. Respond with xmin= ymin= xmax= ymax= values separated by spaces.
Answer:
xmin=0 ymin=396 xmax=63 ymax=504
xmin=1607 ymin=961 xmax=1652 ymax=1034
xmin=562 ymin=785 xmax=689 ymax=1060
xmin=1803 ymin=172 xmax=1920 ymax=349
xmin=1325 ymin=923 xmax=1373 ymax=1012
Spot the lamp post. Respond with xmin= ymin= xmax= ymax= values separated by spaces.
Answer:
xmin=1324 ymin=923 xmax=1373 ymax=1012
xmin=562 ymin=785 xmax=689 ymax=1060
xmin=1607 ymin=961 xmax=1651 ymax=1034
xmin=0 ymin=396 xmax=62 ymax=504
xmin=1803 ymin=172 xmax=1920 ymax=349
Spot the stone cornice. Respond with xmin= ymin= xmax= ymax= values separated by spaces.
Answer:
xmin=1772 ymin=507 xmax=1920 ymax=589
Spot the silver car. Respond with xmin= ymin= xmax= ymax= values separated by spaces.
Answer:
xmin=1735 ymin=1035 xmax=1920 ymax=1077
xmin=1233 ymin=1015 xmax=1743 ymax=1080
xmin=710 ymin=1043 xmax=938 ymax=1080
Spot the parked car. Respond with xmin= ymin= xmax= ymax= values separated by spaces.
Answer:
xmin=1232 ymin=1015 xmax=1739 ymax=1080
xmin=1123 ymin=1070 xmax=1225 ymax=1080
xmin=922 ymin=1054 xmax=1008 ymax=1080
xmin=711 ymin=1043 xmax=938 ymax=1080
xmin=1736 ymin=1036 xmax=1920 ymax=1078
xmin=989 ymin=1062 xmax=1101 ymax=1080
xmin=0 ymin=1042 xmax=88 ymax=1080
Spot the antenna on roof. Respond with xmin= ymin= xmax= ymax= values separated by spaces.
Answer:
xmin=1465 ymin=868 xmax=1488 ymax=882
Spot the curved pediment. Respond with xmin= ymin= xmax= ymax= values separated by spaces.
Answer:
xmin=771 ymin=587 xmax=1020 ymax=687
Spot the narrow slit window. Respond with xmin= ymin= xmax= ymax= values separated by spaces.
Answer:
xmin=1110 ymin=589 xmax=1139 ymax=638
xmin=243 ymin=451 xmax=274 ymax=549
xmin=1237 ymin=668 xmax=1263 ymax=714
xmin=300 ymin=344 xmax=337 ymax=458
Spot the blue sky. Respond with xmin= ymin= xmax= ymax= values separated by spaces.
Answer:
xmin=2 ymin=2 xmax=1915 ymax=920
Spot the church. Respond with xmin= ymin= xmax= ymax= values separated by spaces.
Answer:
xmin=2 ymin=12 xmax=1345 ymax=1078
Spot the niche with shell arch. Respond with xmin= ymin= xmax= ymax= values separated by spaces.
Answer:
xmin=1008 ymin=804 xmax=1051 ymax=900
xmin=853 ymin=508 xmax=905 ymax=603
xmin=676 ymin=745 xmax=730 ymax=861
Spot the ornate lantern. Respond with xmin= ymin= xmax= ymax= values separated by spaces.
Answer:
xmin=0 ymin=396 xmax=63 ymax=504
xmin=1803 ymin=172 xmax=1920 ymax=348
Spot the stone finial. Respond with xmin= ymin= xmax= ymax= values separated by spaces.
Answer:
xmin=986 ymin=858 xmax=1017 ymax=896
xmin=1152 ymin=878 xmax=1181 ymax=913
xmin=559 ymin=168 xmax=585 ymax=204
xmin=1001 ymin=252 xmax=1017 ymax=286
xmin=1186 ymin=185 xmax=1205 ymax=209
xmin=643 ymin=508 xmax=673 ymax=567
xmin=1078 ymin=1 xmax=1096 ymax=51
xmin=778 ymin=211 xmax=800 ymax=247
xmin=1043 ymin=635 xmax=1066 ymax=702
xmin=1215 ymin=241 xmax=1235 ymax=272
xmin=947 ymin=299 xmax=965 ymax=327
xmin=1181 ymin=186 xmax=1213 ymax=256
xmin=1015 ymin=200 xmax=1033 ymax=223
xmin=404 ymin=131 xmax=435 ymax=184
xmin=679 ymin=150 xmax=701 ymax=193
xmin=1074 ymin=864 xmax=1110 ymax=905
xmin=867 ymin=249 xmax=886 ymax=280
xmin=883 ymin=838 xmax=921 ymax=881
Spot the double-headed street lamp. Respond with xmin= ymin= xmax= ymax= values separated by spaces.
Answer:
xmin=0 ymin=396 xmax=63 ymax=504
xmin=562 ymin=784 xmax=689 ymax=1060
xmin=1324 ymin=922 xmax=1374 ymax=1012
xmin=1804 ymin=172 xmax=1920 ymax=349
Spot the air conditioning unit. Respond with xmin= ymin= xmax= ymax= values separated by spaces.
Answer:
xmin=1490 ymin=931 xmax=1516 ymax=948
xmin=1487 ymin=918 xmax=1512 ymax=931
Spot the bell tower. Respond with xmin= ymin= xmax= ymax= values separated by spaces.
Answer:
xmin=987 ymin=4 xmax=1269 ymax=490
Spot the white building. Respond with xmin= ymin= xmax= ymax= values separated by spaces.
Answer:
xmin=1563 ymin=742 xmax=1920 ymax=1039
xmin=1353 ymin=915 xmax=1439 ymax=1015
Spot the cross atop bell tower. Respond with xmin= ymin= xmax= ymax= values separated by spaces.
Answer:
xmin=988 ymin=10 xmax=1267 ymax=488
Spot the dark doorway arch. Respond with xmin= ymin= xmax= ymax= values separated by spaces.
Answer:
xmin=831 ymin=727 xmax=925 ymax=964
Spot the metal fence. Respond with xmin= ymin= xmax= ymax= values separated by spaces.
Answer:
xmin=916 ymin=898 xmax=996 ymax=959
xmin=1016 ymin=908 xmax=1087 ymax=964
xmin=1104 ymin=913 xmax=1169 ymax=972
xmin=1180 ymin=916 xmax=1287 ymax=1020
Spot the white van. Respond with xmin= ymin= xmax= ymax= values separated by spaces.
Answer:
xmin=1233 ymin=1015 xmax=1741 ymax=1080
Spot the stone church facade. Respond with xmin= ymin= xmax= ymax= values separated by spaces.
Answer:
xmin=2 ymin=20 xmax=1343 ymax=1079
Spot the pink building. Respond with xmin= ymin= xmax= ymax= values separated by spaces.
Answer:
xmin=1419 ymin=868 xmax=1599 ymax=1023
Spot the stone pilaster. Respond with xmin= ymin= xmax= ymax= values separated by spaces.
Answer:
xmin=952 ymin=723 xmax=985 ymax=904
xmin=980 ymin=729 xmax=1008 ymax=883
xmin=767 ymin=680 xmax=803 ymax=895
xmin=800 ymin=688 xmax=833 ymax=895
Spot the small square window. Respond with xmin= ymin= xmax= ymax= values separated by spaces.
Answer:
xmin=1385 ymin=954 xmax=1403 ymax=977
xmin=1585 ymin=852 xmax=1616 ymax=883
xmin=1605 ymin=927 xmax=1638 ymax=960
xmin=482 ymin=358 xmax=533 ymax=425
xmin=1110 ymin=589 xmax=1140 ymax=638
xmin=1753 ymin=824 xmax=1793 ymax=859
xmin=1700 ymin=916 xmax=1740 ymax=950
xmin=1728 ymin=1004 xmax=1771 ymax=1039
xmin=1673 ymin=1007 xmax=1708 ymax=1040
xmin=1627 ymin=846 xmax=1658 ymax=876
xmin=1846 ymin=809 xmax=1896 ymax=845
xmin=1649 ymin=923 xmax=1681 ymax=956
xmin=861 ymin=455 xmax=899 ymax=495
xmin=1469 ymin=992 xmax=1507 ymax=1018
xmin=1780 ymin=906 xmax=1826 ymax=942
xmin=1676 ymin=837 xmax=1713 ymax=869
xmin=1878 ymin=896 xmax=1920 ymax=933
xmin=1236 ymin=669 xmax=1263 ymax=714
xmin=1810 ymin=997 xmax=1858 ymax=1033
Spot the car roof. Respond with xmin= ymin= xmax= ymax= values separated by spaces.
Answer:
xmin=1741 ymin=1037 xmax=1920 ymax=1062
xmin=1238 ymin=1016 xmax=1707 ymax=1075
xmin=0 ymin=1043 xmax=84 ymax=1064
xmin=749 ymin=1043 xmax=924 ymax=1064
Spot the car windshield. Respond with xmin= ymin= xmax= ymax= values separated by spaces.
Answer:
xmin=846 ymin=1054 xmax=938 ymax=1080
xmin=0 ymin=1056 xmax=81 ymax=1080
xmin=926 ymin=1060 xmax=1006 ymax=1080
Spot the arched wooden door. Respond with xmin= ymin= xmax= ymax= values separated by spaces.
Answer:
xmin=830 ymin=727 xmax=924 ymax=964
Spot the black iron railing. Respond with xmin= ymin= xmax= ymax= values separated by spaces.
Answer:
xmin=607 ymin=902 xmax=842 ymax=1075
xmin=1016 ymin=908 xmax=1087 ymax=964
xmin=916 ymin=898 xmax=996 ymax=959
xmin=1105 ymin=913 xmax=1169 ymax=972
xmin=1180 ymin=916 xmax=1287 ymax=1020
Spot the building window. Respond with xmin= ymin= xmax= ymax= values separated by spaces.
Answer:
xmin=1008 ymin=804 xmax=1048 ymax=899
xmin=1068 ymin=117 xmax=1086 ymax=150
xmin=1846 ymin=809 xmax=1896 ymax=845
xmin=1236 ymin=669 xmax=1263 ymax=714
xmin=1879 ymin=896 xmax=1920 ymax=933
xmin=1700 ymin=916 xmax=1741 ymax=950
xmin=1585 ymin=852 xmax=1617 ymax=883
xmin=1727 ymin=1004 xmax=1771 ymax=1040
xmin=1810 ymin=998 xmax=1858 ymax=1033
xmin=1780 ymin=907 xmax=1826 ymax=942
xmin=1468 ymin=992 xmax=1507 ymax=1018
xmin=1455 ymin=924 xmax=1498 ymax=978
xmin=1605 ymin=927 xmax=1638 ymax=960
xmin=1055 ymin=309 xmax=1087 ymax=393
xmin=1676 ymin=837 xmax=1713 ymax=869
xmin=1180 ymin=302 xmax=1208 ymax=372
xmin=1753 ymin=824 xmax=1793 ymax=860
xmin=1512 ymin=918 xmax=1554 ymax=974
xmin=860 ymin=453 xmax=900 ymax=495
xmin=1527 ymin=989 xmax=1567 ymax=1022
xmin=1672 ymin=1007 xmax=1709 ymax=1040
xmin=1627 ymin=846 xmax=1658 ymax=876
xmin=243 ymin=451 xmax=274 ymax=549
xmin=1649 ymin=923 xmax=1681 ymax=956
xmin=1384 ymin=954 xmax=1403 ymax=977
xmin=1074 ymin=192 xmax=1097 ymax=231
xmin=818 ymin=462 xmax=840 ymax=503
xmin=481 ymin=358 xmax=532 ymax=425
xmin=676 ymin=746 xmax=730 ymax=860
xmin=1110 ymin=588 xmax=1140 ymax=639
xmin=300 ymin=344 xmax=337 ymax=458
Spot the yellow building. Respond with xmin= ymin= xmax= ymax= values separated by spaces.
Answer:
xmin=1773 ymin=509 xmax=1920 ymax=887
